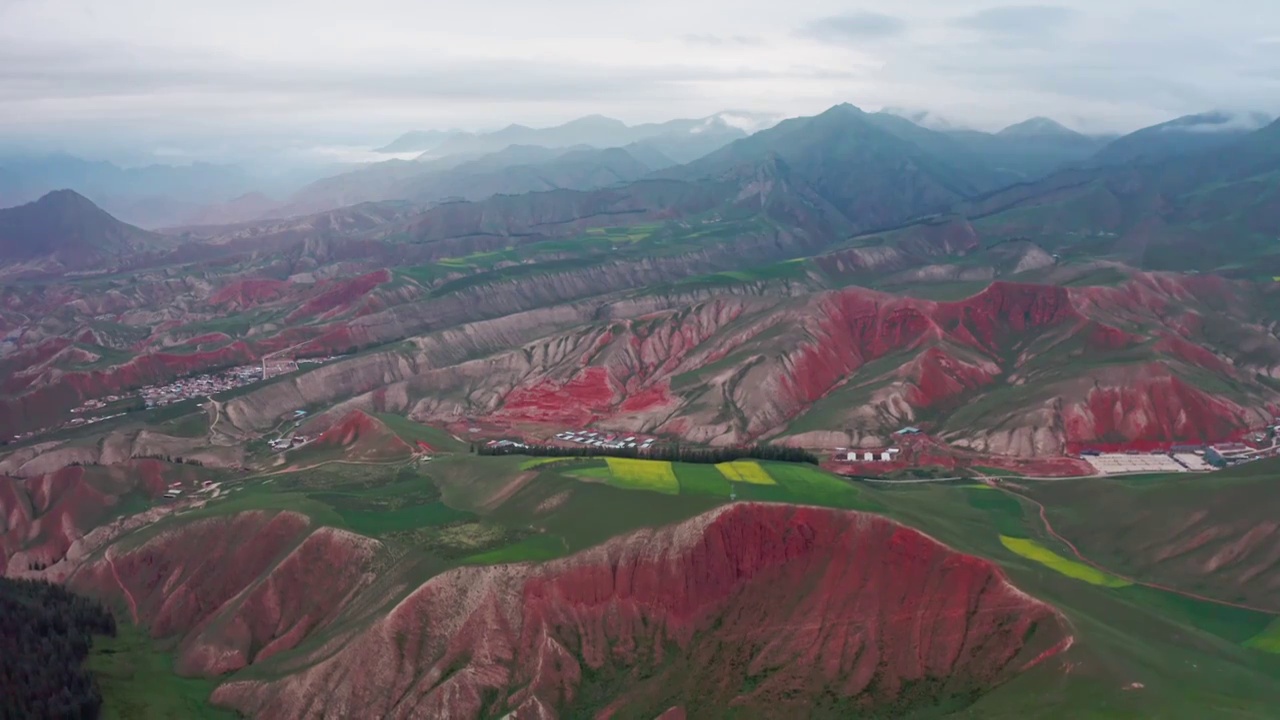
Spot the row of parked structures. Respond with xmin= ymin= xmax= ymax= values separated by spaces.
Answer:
xmin=555 ymin=431 xmax=656 ymax=450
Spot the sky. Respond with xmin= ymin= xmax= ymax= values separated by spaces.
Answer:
xmin=1 ymin=0 xmax=1278 ymax=163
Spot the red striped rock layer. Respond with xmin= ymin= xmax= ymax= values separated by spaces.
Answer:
xmin=67 ymin=511 xmax=380 ymax=676
xmin=214 ymin=503 xmax=1069 ymax=719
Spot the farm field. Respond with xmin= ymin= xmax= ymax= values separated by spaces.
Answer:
xmin=522 ymin=456 xmax=874 ymax=509
xmin=999 ymin=535 xmax=1133 ymax=587
xmin=715 ymin=460 xmax=776 ymax=485
xmin=603 ymin=457 xmax=679 ymax=494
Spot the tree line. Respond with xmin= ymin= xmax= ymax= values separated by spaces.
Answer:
xmin=0 ymin=577 xmax=117 ymax=720
xmin=475 ymin=441 xmax=818 ymax=465
xmin=130 ymin=454 xmax=205 ymax=466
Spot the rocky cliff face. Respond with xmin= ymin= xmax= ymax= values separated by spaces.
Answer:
xmin=173 ymin=504 xmax=1069 ymax=719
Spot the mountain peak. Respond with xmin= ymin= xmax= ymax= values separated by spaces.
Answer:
xmin=0 ymin=188 xmax=162 ymax=268
xmin=565 ymin=114 xmax=628 ymax=128
xmin=998 ymin=117 xmax=1078 ymax=137
xmin=36 ymin=188 xmax=98 ymax=208
xmin=823 ymin=103 xmax=868 ymax=117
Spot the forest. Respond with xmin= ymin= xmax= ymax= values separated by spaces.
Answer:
xmin=0 ymin=578 xmax=116 ymax=720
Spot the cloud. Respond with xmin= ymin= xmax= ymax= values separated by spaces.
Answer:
xmin=797 ymin=12 xmax=907 ymax=44
xmin=952 ymin=5 xmax=1077 ymax=35
xmin=1 ymin=0 xmax=1278 ymax=158
xmin=682 ymin=34 xmax=764 ymax=46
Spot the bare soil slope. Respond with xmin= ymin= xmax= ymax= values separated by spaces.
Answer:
xmin=208 ymin=503 xmax=1069 ymax=719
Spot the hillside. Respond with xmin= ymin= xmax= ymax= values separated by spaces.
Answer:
xmin=668 ymin=104 xmax=1009 ymax=232
xmin=200 ymin=274 xmax=1279 ymax=458
xmin=867 ymin=118 xmax=1280 ymax=275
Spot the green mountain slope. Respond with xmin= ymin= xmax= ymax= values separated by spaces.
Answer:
xmin=665 ymin=104 xmax=1011 ymax=233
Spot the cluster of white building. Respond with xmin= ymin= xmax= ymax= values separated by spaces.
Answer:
xmin=268 ymin=435 xmax=311 ymax=451
xmin=835 ymin=448 xmax=901 ymax=463
xmin=555 ymin=431 xmax=654 ymax=451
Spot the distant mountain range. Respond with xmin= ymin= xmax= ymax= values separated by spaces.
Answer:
xmin=3 ymin=105 xmax=1274 ymax=240
xmin=858 ymin=114 xmax=1280 ymax=274
xmin=1089 ymin=110 xmax=1274 ymax=167
xmin=374 ymin=112 xmax=768 ymax=165
xmin=0 ymin=155 xmax=334 ymax=229
xmin=268 ymin=144 xmax=673 ymax=220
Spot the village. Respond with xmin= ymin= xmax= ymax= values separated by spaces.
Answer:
xmin=139 ymin=365 xmax=264 ymax=408
xmin=476 ymin=419 xmax=1280 ymax=479
xmin=10 ymin=358 xmax=344 ymax=444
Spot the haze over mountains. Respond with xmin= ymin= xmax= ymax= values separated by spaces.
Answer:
xmin=4 ymin=105 xmax=1269 ymax=232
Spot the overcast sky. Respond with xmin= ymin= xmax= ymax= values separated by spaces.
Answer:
xmin=1 ymin=0 xmax=1278 ymax=161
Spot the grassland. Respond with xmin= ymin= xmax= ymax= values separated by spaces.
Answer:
xmin=463 ymin=534 xmax=568 ymax=564
xmin=673 ymin=463 xmax=731 ymax=497
xmin=373 ymin=413 xmax=467 ymax=452
xmin=1245 ymin=619 xmax=1280 ymax=653
xmin=519 ymin=456 xmax=579 ymax=470
xmin=90 ymin=624 xmax=235 ymax=720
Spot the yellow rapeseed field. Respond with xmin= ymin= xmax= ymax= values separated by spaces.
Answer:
xmin=999 ymin=536 xmax=1131 ymax=588
xmin=605 ymin=457 xmax=679 ymax=494
xmin=715 ymin=461 xmax=776 ymax=485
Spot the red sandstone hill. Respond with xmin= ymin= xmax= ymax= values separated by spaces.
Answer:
xmin=105 ymin=504 xmax=1071 ymax=720
xmin=68 ymin=511 xmax=380 ymax=675
xmin=251 ymin=274 xmax=1280 ymax=456
xmin=310 ymin=410 xmax=412 ymax=462
xmin=0 ymin=460 xmax=205 ymax=575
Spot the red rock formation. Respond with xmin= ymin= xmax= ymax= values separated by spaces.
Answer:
xmin=902 ymin=347 xmax=999 ymax=409
xmin=1063 ymin=366 xmax=1257 ymax=446
xmin=214 ymin=504 xmax=1069 ymax=719
xmin=285 ymin=269 xmax=392 ymax=323
xmin=0 ymin=461 xmax=191 ymax=574
xmin=501 ymin=367 xmax=620 ymax=426
xmin=311 ymin=410 xmax=412 ymax=462
xmin=209 ymin=279 xmax=291 ymax=310
xmin=68 ymin=511 xmax=379 ymax=676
